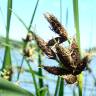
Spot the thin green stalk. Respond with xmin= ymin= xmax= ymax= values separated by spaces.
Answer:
xmin=16 ymin=0 xmax=40 ymax=81
xmin=73 ymin=0 xmax=81 ymax=49
xmin=54 ymin=77 xmax=60 ymax=96
xmin=26 ymin=60 xmax=39 ymax=96
xmin=11 ymin=9 xmax=28 ymax=30
xmin=2 ymin=0 xmax=12 ymax=81
xmin=6 ymin=0 xmax=12 ymax=38
xmin=28 ymin=0 xmax=39 ymax=30
xmin=73 ymin=0 xmax=82 ymax=96
xmin=17 ymin=56 xmax=24 ymax=81
xmin=38 ymin=51 xmax=44 ymax=88
xmin=58 ymin=78 xmax=64 ymax=96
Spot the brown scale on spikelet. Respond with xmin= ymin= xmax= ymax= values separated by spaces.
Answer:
xmin=70 ymin=39 xmax=81 ymax=69
xmin=44 ymin=13 xmax=68 ymax=41
xmin=55 ymin=44 xmax=74 ymax=70
xmin=33 ymin=34 xmax=56 ymax=59
xmin=61 ymin=74 xmax=77 ymax=84
xmin=47 ymin=37 xmax=66 ymax=46
xmin=68 ymin=38 xmax=89 ymax=75
xmin=42 ymin=65 xmax=72 ymax=75
xmin=74 ymin=55 xmax=89 ymax=75
xmin=23 ymin=47 xmax=34 ymax=57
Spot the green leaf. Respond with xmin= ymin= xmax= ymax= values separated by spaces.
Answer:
xmin=38 ymin=86 xmax=49 ymax=96
xmin=2 ymin=0 xmax=12 ymax=81
xmin=6 ymin=0 xmax=12 ymax=37
xmin=0 ymin=78 xmax=34 ymax=96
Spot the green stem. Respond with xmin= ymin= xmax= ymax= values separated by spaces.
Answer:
xmin=27 ymin=60 xmax=39 ymax=96
xmin=58 ymin=78 xmax=64 ymax=96
xmin=17 ymin=56 xmax=24 ymax=81
xmin=38 ymin=51 xmax=44 ymax=88
xmin=54 ymin=77 xmax=60 ymax=96
xmin=73 ymin=0 xmax=82 ymax=96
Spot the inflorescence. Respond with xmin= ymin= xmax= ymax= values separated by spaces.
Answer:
xmin=24 ymin=13 xmax=89 ymax=84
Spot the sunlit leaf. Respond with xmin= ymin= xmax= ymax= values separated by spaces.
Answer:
xmin=0 ymin=78 xmax=34 ymax=96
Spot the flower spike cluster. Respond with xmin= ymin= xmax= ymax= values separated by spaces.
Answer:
xmin=29 ymin=13 xmax=89 ymax=84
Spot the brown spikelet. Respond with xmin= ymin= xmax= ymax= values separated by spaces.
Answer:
xmin=44 ymin=13 xmax=68 ymax=40
xmin=55 ymin=44 xmax=73 ymax=70
xmin=74 ymin=55 xmax=88 ymax=75
xmin=42 ymin=65 xmax=71 ymax=75
xmin=23 ymin=47 xmax=33 ymax=57
xmin=47 ymin=37 xmax=66 ymax=46
xmin=62 ymin=74 xmax=77 ymax=84
xmin=34 ymin=34 xmax=56 ymax=59
xmin=70 ymin=39 xmax=81 ymax=68
xmin=71 ymin=39 xmax=80 ymax=60
xmin=23 ymin=32 xmax=33 ymax=42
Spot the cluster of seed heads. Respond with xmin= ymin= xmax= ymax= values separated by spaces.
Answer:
xmin=23 ymin=32 xmax=35 ymax=61
xmin=0 ymin=68 xmax=12 ymax=80
xmin=23 ymin=13 xmax=89 ymax=84
xmin=42 ymin=13 xmax=89 ymax=84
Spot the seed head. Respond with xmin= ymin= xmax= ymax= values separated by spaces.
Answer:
xmin=23 ymin=47 xmax=34 ymax=57
xmin=44 ymin=13 xmax=68 ymax=40
xmin=74 ymin=55 xmax=89 ymax=75
xmin=47 ymin=37 xmax=66 ymax=46
xmin=1 ymin=68 xmax=13 ymax=81
xmin=62 ymin=74 xmax=77 ymax=84
xmin=55 ymin=44 xmax=73 ymax=70
xmin=70 ymin=39 xmax=81 ymax=68
xmin=42 ymin=65 xmax=71 ymax=75
xmin=34 ymin=34 xmax=56 ymax=59
xmin=23 ymin=32 xmax=33 ymax=42
xmin=43 ymin=65 xmax=68 ymax=75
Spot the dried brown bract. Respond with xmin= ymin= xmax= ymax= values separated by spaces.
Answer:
xmin=44 ymin=13 xmax=68 ymax=40
xmin=71 ymin=39 xmax=80 ymax=61
xmin=42 ymin=65 xmax=72 ymax=75
xmin=74 ymin=55 xmax=89 ymax=75
xmin=47 ymin=37 xmax=66 ymax=46
xmin=55 ymin=44 xmax=73 ymax=70
xmin=34 ymin=34 xmax=56 ymax=59
xmin=70 ymin=39 xmax=81 ymax=69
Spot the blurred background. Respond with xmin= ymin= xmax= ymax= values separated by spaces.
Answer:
xmin=0 ymin=0 xmax=96 ymax=96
